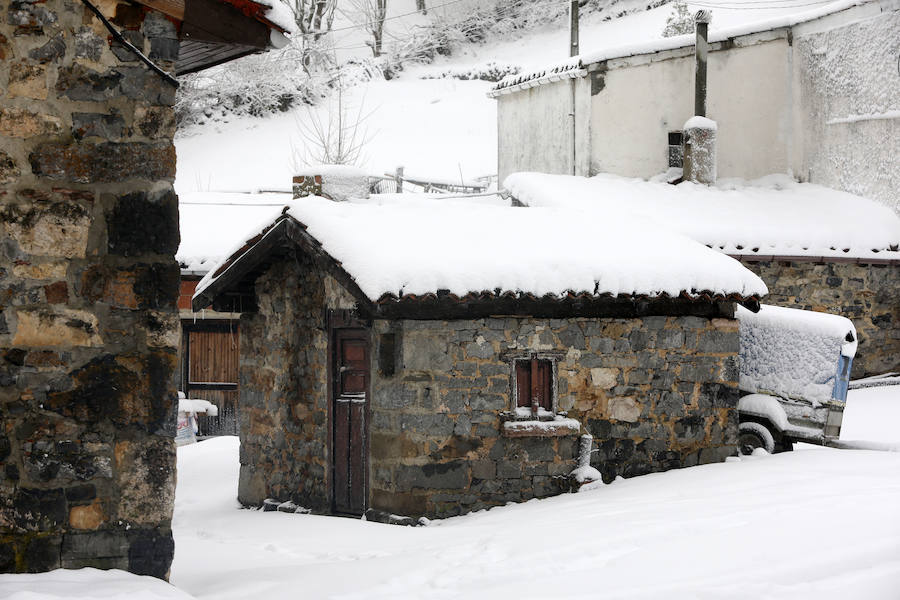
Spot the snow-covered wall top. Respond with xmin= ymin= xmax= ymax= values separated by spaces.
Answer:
xmin=491 ymin=0 xmax=874 ymax=95
xmin=737 ymin=304 xmax=857 ymax=404
xmin=504 ymin=172 xmax=900 ymax=260
xmin=195 ymin=196 xmax=767 ymax=304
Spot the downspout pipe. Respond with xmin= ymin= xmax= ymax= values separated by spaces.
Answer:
xmin=694 ymin=10 xmax=712 ymax=117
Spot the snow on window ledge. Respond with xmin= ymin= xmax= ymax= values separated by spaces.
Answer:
xmin=502 ymin=416 xmax=581 ymax=438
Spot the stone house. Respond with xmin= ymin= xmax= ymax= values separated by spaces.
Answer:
xmin=193 ymin=196 xmax=767 ymax=519
xmin=491 ymin=0 xmax=900 ymax=212
xmin=0 ymin=0 xmax=288 ymax=578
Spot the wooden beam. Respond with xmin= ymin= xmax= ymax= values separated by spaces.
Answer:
xmin=134 ymin=0 xmax=185 ymax=20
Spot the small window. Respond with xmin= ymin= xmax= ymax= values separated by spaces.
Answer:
xmin=514 ymin=357 xmax=554 ymax=418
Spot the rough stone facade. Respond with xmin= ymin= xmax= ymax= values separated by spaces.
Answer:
xmin=740 ymin=259 xmax=900 ymax=378
xmin=237 ymin=255 xmax=355 ymax=511
xmin=369 ymin=315 xmax=739 ymax=518
xmin=1 ymin=0 xmax=180 ymax=577
xmin=238 ymin=256 xmax=741 ymax=520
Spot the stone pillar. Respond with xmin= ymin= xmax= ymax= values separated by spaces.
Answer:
xmin=682 ymin=116 xmax=717 ymax=185
xmin=1 ymin=0 xmax=180 ymax=578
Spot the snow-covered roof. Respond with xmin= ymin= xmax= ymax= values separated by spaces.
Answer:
xmin=490 ymin=0 xmax=873 ymax=96
xmin=194 ymin=196 xmax=766 ymax=310
xmin=504 ymin=173 xmax=900 ymax=260
xmin=487 ymin=58 xmax=584 ymax=98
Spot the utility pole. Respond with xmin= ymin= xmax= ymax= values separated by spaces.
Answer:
xmin=694 ymin=10 xmax=712 ymax=117
xmin=569 ymin=0 xmax=579 ymax=57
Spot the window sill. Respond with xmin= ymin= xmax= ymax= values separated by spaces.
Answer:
xmin=502 ymin=417 xmax=581 ymax=438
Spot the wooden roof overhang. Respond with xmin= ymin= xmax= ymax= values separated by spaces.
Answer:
xmin=193 ymin=213 xmax=763 ymax=320
xmin=134 ymin=0 xmax=290 ymax=75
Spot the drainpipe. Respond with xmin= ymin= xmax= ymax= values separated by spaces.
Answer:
xmin=694 ymin=10 xmax=712 ymax=117
xmin=569 ymin=0 xmax=579 ymax=175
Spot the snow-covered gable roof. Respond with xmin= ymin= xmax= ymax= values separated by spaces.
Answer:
xmin=504 ymin=173 xmax=900 ymax=261
xmin=193 ymin=197 xmax=766 ymax=312
xmin=490 ymin=0 xmax=875 ymax=96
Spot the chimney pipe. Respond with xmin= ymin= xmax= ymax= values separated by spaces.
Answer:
xmin=694 ymin=10 xmax=712 ymax=117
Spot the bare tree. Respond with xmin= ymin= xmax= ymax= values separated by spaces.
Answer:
xmin=346 ymin=0 xmax=388 ymax=57
xmin=283 ymin=0 xmax=338 ymax=71
xmin=290 ymin=87 xmax=375 ymax=167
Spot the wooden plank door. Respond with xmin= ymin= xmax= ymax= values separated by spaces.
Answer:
xmin=332 ymin=329 xmax=369 ymax=515
xmin=182 ymin=321 xmax=240 ymax=436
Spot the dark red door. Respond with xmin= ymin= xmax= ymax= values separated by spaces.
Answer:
xmin=332 ymin=329 xmax=369 ymax=515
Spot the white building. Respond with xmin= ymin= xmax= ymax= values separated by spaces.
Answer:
xmin=490 ymin=0 xmax=900 ymax=213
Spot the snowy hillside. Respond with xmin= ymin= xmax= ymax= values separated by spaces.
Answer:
xmin=175 ymin=0 xmax=859 ymax=194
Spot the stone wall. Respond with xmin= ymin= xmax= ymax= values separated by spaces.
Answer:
xmin=237 ymin=256 xmax=355 ymax=511
xmin=1 ymin=0 xmax=180 ymax=577
xmin=741 ymin=260 xmax=900 ymax=378
xmin=370 ymin=314 xmax=740 ymax=519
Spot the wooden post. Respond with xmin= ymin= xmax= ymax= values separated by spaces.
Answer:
xmin=569 ymin=0 xmax=580 ymax=57
xmin=694 ymin=10 xmax=712 ymax=118
xmin=395 ymin=165 xmax=404 ymax=193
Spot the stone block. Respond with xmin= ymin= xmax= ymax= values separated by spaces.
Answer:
xmin=0 ymin=107 xmax=63 ymax=138
xmin=608 ymin=397 xmax=640 ymax=423
xmin=134 ymin=106 xmax=175 ymax=139
xmin=69 ymin=501 xmax=106 ymax=530
xmin=23 ymin=535 xmax=61 ymax=573
xmin=590 ymin=367 xmax=617 ymax=389
xmin=396 ymin=461 xmax=468 ymax=490
xmin=74 ymin=28 xmax=104 ymax=61
xmin=1 ymin=201 xmax=91 ymax=259
xmin=401 ymin=330 xmax=451 ymax=371
xmin=127 ymin=528 xmax=174 ymax=579
xmin=7 ymin=0 xmax=58 ymax=35
xmin=28 ymin=33 xmax=65 ymax=63
xmin=29 ymin=142 xmax=176 ymax=183
xmin=0 ymin=151 xmax=20 ymax=184
xmin=60 ymin=531 xmax=128 ymax=570
xmin=12 ymin=308 xmax=102 ymax=348
xmin=107 ymin=189 xmax=179 ymax=256
xmin=696 ymin=331 xmax=739 ymax=354
xmin=72 ymin=112 xmax=127 ymax=141
xmin=12 ymin=487 xmax=66 ymax=531
xmin=8 ymin=61 xmax=47 ymax=99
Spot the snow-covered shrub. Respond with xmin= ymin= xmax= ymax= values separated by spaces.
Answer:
xmin=175 ymin=38 xmax=331 ymax=128
xmin=662 ymin=0 xmax=693 ymax=37
xmin=420 ymin=62 xmax=520 ymax=83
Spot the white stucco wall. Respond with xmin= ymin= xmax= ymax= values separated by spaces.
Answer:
xmin=589 ymin=34 xmax=792 ymax=179
xmin=496 ymin=77 xmax=591 ymax=183
xmin=792 ymin=4 xmax=900 ymax=213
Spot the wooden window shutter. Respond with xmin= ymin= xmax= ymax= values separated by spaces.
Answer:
xmin=516 ymin=361 xmax=531 ymax=408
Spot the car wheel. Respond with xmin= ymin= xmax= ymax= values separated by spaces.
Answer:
xmin=738 ymin=422 xmax=776 ymax=455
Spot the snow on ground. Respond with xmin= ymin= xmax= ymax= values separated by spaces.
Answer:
xmin=175 ymin=78 xmax=496 ymax=194
xmin=504 ymin=172 xmax=900 ymax=258
xmin=167 ymin=386 xmax=900 ymax=600
xmin=0 ymin=568 xmax=195 ymax=600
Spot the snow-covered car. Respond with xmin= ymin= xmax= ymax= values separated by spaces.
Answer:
xmin=735 ymin=305 xmax=856 ymax=454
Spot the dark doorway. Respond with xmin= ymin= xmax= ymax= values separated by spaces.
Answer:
xmin=331 ymin=328 xmax=369 ymax=515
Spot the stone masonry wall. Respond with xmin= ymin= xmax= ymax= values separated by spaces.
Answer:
xmin=741 ymin=260 xmax=900 ymax=378
xmin=370 ymin=315 xmax=740 ymax=519
xmin=1 ymin=1 xmax=180 ymax=577
xmin=237 ymin=256 xmax=355 ymax=511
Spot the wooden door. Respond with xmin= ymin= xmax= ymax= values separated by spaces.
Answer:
xmin=331 ymin=329 xmax=369 ymax=515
